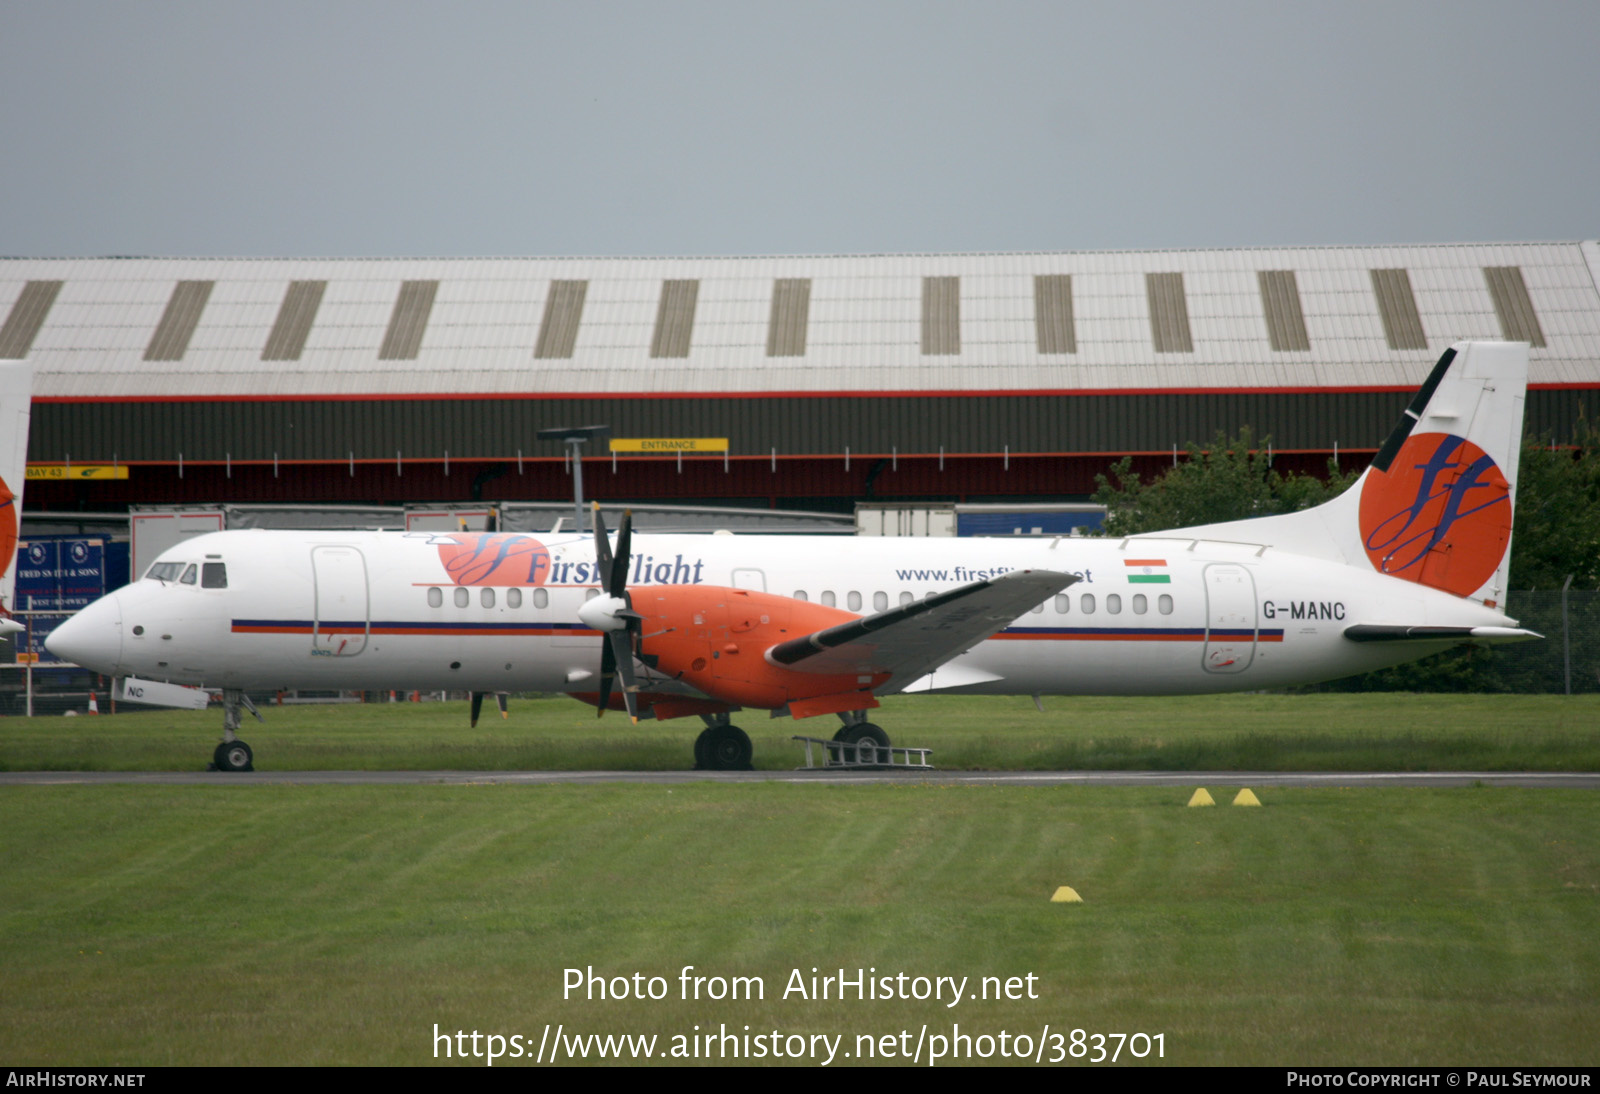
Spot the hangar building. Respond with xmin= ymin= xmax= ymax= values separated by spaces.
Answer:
xmin=5 ymin=241 xmax=1598 ymax=517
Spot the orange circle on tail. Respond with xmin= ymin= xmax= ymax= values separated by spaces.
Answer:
xmin=1357 ymin=433 xmax=1511 ymax=597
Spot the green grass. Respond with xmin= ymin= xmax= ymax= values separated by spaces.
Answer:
xmin=0 ymin=783 xmax=1596 ymax=1066
xmin=2 ymin=692 xmax=1599 ymax=772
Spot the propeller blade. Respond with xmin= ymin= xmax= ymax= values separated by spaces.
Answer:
xmin=597 ymin=632 xmax=616 ymax=717
xmin=591 ymin=503 xmax=613 ymax=582
xmin=610 ymin=509 xmax=632 ymax=597
xmin=470 ymin=691 xmax=484 ymax=728
xmin=606 ymin=629 xmax=640 ymax=720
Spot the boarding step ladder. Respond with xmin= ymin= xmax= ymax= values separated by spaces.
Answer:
xmin=791 ymin=736 xmax=933 ymax=770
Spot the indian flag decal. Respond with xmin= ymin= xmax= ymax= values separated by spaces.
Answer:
xmin=1125 ymin=558 xmax=1171 ymax=584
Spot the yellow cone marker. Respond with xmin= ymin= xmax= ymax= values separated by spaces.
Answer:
xmin=1050 ymin=886 xmax=1083 ymax=903
xmin=1187 ymin=788 xmax=1215 ymax=807
xmin=1232 ymin=788 xmax=1262 ymax=807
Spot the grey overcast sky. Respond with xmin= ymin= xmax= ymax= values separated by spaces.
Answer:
xmin=2 ymin=0 xmax=1596 ymax=258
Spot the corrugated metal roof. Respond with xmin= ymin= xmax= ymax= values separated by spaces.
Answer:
xmin=2 ymin=243 xmax=1598 ymax=396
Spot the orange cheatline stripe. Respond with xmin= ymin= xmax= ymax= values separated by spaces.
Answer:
xmin=1123 ymin=559 xmax=1167 ymax=567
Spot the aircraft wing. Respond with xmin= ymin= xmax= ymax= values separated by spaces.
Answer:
xmin=767 ymin=569 xmax=1077 ymax=692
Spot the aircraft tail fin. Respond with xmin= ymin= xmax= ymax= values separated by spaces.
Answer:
xmin=1151 ymin=341 xmax=1528 ymax=607
xmin=1 ymin=359 xmax=33 ymax=628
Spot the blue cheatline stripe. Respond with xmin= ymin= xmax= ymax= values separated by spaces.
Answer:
xmin=232 ymin=619 xmax=597 ymax=634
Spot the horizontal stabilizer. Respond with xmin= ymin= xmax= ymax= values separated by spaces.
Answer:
xmin=1343 ymin=624 xmax=1541 ymax=645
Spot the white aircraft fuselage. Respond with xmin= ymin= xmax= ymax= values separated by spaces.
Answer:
xmin=60 ymin=526 xmax=1518 ymax=697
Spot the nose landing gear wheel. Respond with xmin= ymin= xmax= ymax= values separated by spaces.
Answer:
xmin=212 ymin=740 xmax=254 ymax=772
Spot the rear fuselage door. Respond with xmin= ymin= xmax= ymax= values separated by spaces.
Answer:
xmin=1202 ymin=563 xmax=1256 ymax=674
xmin=311 ymin=545 xmax=369 ymax=656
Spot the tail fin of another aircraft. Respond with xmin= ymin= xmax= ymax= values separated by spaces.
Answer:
xmin=1 ymin=360 xmax=33 ymax=634
xmin=1153 ymin=341 xmax=1529 ymax=608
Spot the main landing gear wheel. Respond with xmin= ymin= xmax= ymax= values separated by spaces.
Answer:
xmin=696 ymin=724 xmax=753 ymax=771
xmin=833 ymin=722 xmax=890 ymax=765
xmin=212 ymin=740 xmax=254 ymax=772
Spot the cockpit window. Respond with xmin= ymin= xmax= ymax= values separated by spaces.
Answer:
xmin=179 ymin=564 xmax=198 ymax=585
xmin=201 ymin=562 xmax=228 ymax=589
xmin=146 ymin=562 xmax=184 ymax=582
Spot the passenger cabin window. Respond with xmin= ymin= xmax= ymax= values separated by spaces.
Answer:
xmin=584 ymin=588 xmax=600 ymax=601
xmin=793 ymin=590 xmax=809 ymax=602
xmin=1081 ymin=593 xmax=1095 ymax=614
xmin=179 ymin=564 xmax=198 ymax=585
xmin=821 ymin=591 xmax=836 ymax=607
xmin=1106 ymin=593 xmax=1122 ymax=615
xmin=454 ymin=587 xmax=469 ymax=608
xmin=507 ymin=588 xmax=522 ymax=609
xmin=481 ymin=588 xmax=495 ymax=608
xmin=1159 ymin=594 xmax=1174 ymax=615
xmin=1055 ymin=594 xmax=1070 ymax=614
xmin=533 ymin=588 xmax=548 ymax=609
xmin=428 ymin=587 xmax=443 ymax=608
xmin=1031 ymin=602 xmax=1044 ymax=614
xmin=201 ymin=563 xmax=227 ymax=589
xmin=147 ymin=562 xmax=184 ymax=583
xmin=873 ymin=591 xmax=888 ymax=611
xmin=847 ymin=591 xmax=862 ymax=611
xmin=1133 ymin=594 xmax=1148 ymax=615
xmin=899 ymin=592 xmax=914 ymax=607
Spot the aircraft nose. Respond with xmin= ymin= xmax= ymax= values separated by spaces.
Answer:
xmin=44 ymin=592 xmax=123 ymax=674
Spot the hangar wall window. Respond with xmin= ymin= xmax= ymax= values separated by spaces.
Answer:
xmin=1483 ymin=266 xmax=1547 ymax=347
xmin=767 ymin=279 xmax=811 ymax=357
xmin=1146 ymin=272 xmax=1193 ymax=353
xmin=1258 ymin=270 xmax=1310 ymax=351
xmin=535 ymin=280 xmax=588 ymax=359
xmin=921 ymin=276 xmax=961 ymax=355
xmin=145 ymin=280 xmax=214 ymax=362
xmin=1034 ymin=274 xmax=1076 ymax=354
xmin=261 ymin=280 xmax=327 ymax=361
xmin=0 ymin=280 xmax=64 ymax=358
xmin=201 ymin=563 xmax=228 ymax=589
xmin=427 ymin=587 xmax=443 ymax=608
xmin=507 ymin=588 xmax=522 ymax=609
xmin=1158 ymin=594 xmax=1173 ymax=615
xmin=650 ymin=280 xmax=699 ymax=358
xmin=454 ymin=587 xmax=469 ymax=608
xmin=1370 ymin=269 xmax=1427 ymax=350
xmin=378 ymin=280 xmax=439 ymax=361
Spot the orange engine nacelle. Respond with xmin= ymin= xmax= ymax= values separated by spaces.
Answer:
xmin=634 ymin=585 xmax=888 ymax=714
